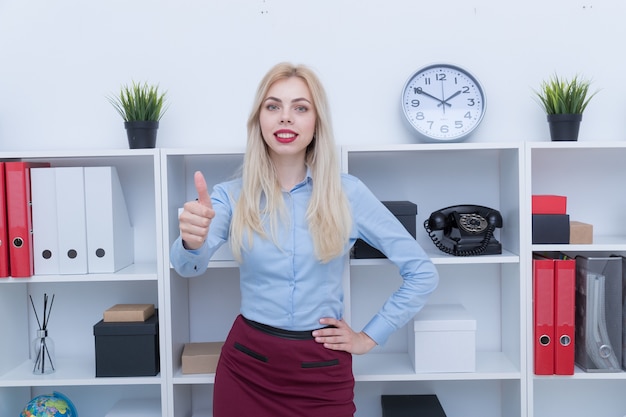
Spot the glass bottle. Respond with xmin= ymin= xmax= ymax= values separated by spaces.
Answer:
xmin=32 ymin=329 xmax=56 ymax=375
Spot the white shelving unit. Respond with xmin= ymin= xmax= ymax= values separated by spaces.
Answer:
xmin=5 ymin=142 xmax=626 ymax=417
xmin=0 ymin=149 xmax=165 ymax=417
xmin=343 ymin=143 xmax=525 ymax=417
xmin=160 ymin=148 xmax=245 ymax=417
xmin=526 ymin=142 xmax=626 ymax=417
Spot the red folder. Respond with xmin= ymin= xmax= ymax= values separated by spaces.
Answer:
xmin=554 ymin=258 xmax=576 ymax=375
xmin=0 ymin=162 xmax=8 ymax=278
xmin=533 ymin=257 xmax=555 ymax=375
xmin=5 ymin=161 xmax=50 ymax=278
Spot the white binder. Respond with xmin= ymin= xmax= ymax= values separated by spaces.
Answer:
xmin=55 ymin=167 xmax=88 ymax=274
xmin=31 ymin=167 xmax=60 ymax=275
xmin=84 ymin=166 xmax=134 ymax=273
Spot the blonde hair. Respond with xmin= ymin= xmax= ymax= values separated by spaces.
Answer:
xmin=230 ymin=62 xmax=351 ymax=263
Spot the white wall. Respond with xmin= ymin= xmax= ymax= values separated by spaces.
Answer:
xmin=0 ymin=0 xmax=623 ymax=151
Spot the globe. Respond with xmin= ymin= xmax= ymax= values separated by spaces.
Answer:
xmin=20 ymin=391 xmax=77 ymax=417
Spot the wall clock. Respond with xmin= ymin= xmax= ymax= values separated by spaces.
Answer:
xmin=401 ymin=63 xmax=486 ymax=142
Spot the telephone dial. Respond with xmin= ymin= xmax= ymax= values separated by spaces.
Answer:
xmin=424 ymin=205 xmax=503 ymax=256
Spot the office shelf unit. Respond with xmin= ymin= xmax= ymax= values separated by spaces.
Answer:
xmin=526 ymin=142 xmax=626 ymax=417
xmin=161 ymin=148 xmax=245 ymax=417
xmin=7 ymin=142 xmax=626 ymax=417
xmin=343 ymin=143 xmax=525 ymax=417
xmin=160 ymin=143 xmax=525 ymax=417
xmin=0 ymin=149 xmax=165 ymax=417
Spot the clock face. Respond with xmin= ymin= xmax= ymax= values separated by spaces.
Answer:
xmin=401 ymin=64 xmax=486 ymax=141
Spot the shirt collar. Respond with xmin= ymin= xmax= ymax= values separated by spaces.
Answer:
xmin=290 ymin=166 xmax=313 ymax=192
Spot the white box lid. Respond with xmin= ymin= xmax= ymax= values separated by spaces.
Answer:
xmin=412 ymin=304 xmax=476 ymax=331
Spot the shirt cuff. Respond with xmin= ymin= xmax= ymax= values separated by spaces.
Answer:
xmin=170 ymin=236 xmax=210 ymax=277
xmin=362 ymin=314 xmax=396 ymax=346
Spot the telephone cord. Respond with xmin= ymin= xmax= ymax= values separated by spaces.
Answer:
xmin=423 ymin=219 xmax=496 ymax=256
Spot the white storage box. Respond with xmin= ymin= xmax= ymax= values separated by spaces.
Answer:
xmin=105 ymin=398 xmax=161 ymax=417
xmin=408 ymin=303 xmax=476 ymax=373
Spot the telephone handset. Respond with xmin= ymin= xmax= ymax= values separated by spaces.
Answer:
xmin=424 ymin=204 xmax=503 ymax=256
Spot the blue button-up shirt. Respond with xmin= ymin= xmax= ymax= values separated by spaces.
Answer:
xmin=170 ymin=172 xmax=438 ymax=345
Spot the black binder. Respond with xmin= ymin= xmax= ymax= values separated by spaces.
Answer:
xmin=381 ymin=395 xmax=447 ymax=417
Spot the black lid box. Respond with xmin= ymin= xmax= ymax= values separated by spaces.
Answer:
xmin=93 ymin=312 xmax=159 ymax=377
xmin=381 ymin=394 xmax=447 ymax=417
xmin=353 ymin=201 xmax=418 ymax=259
xmin=532 ymin=214 xmax=570 ymax=244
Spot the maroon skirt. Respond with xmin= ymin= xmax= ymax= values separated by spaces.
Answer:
xmin=213 ymin=315 xmax=355 ymax=417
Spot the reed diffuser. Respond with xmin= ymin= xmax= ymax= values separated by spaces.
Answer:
xmin=30 ymin=293 xmax=56 ymax=375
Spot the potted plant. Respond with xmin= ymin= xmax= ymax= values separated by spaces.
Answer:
xmin=109 ymin=81 xmax=168 ymax=149
xmin=534 ymin=74 xmax=597 ymax=141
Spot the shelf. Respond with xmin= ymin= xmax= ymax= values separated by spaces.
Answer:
xmin=342 ymin=142 xmax=522 ymax=153
xmin=351 ymin=249 xmax=519 ymax=266
xmin=352 ymin=352 xmax=520 ymax=381
xmin=0 ymin=357 xmax=162 ymax=387
xmin=528 ymin=141 xmax=626 ymax=150
xmin=169 ymin=351 xmax=520 ymax=386
xmin=172 ymin=369 xmax=216 ymax=385
xmin=532 ymin=235 xmax=626 ymax=253
xmin=533 ymin=366 xmax=626 ymax=381
xmin=0 ymin=263 xmax=158 ymax=283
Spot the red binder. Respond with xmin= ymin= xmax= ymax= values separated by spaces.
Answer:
xmin=554 ymin=258 xmax=576 ymax=375
xmin=533 ymin=257 xmax=555 ymax=375
xmin=5 ymin=161 xmax=50 ymax=278
xmin=0 ymin=162 xmax=8 ymax=278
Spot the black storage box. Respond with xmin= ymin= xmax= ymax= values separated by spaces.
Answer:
xmin=93 ymin=312 xmax=160 ymax=377
xmin=381 ymin=394 xmax=447 ymax=417
xmin=353 ymin=201 xmax=417 ymax=259
xmin=532 ymin=214 xmax=570 ymax=244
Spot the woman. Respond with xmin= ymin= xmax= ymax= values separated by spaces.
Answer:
xmin=170 ymin=62 xmax=439 ymax=417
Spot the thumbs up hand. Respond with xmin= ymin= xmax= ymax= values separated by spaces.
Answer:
xmin=179 ymin=171 xmax=215 ymax=250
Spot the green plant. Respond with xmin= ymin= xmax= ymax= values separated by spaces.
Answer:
xmin=109 ymin=81 xmax=168 ymax=122
xmin=534 ymin=74 xmax=597 ymax=114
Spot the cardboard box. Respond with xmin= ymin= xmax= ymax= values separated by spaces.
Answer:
xmin=532 ymin=214 xmax=570 ymax=244
xmin=103 ymin=304 xmax=155 ymax=322
xmin=408 ymin=304 xmax=476 ymax=373
xmin=532 ymin=194 xmax=567 ymax=214
xmin=570 ymin=221 xmax=593 ymax=244
xmin=353 ymin=201 xmax=417 ymax=259
xmin=94 ymin=312 xmax=160 ymax=377
xmin=182 ymin=341 xmax=224 ymax=374
xmin=105 ymin=398 xmax=161 ymax=417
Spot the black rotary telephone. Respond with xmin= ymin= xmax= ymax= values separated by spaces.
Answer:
xmin=424 ymin=204 xmax=503 ymax=256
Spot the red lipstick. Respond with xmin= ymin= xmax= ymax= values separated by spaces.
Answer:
xmin=274 ymin=129 xmax=297 ymax=143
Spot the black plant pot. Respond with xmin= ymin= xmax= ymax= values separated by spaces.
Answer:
xmin=547 ymin=113 xmax=582 ymax=142
xmin=125 ymin=121 xmax=159 ymax=149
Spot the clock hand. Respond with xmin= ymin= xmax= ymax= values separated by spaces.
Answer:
xmin=417 ymin=89 xmax=452 ymax=107
xmin=437 ymin=90 xmax=462 ymax=107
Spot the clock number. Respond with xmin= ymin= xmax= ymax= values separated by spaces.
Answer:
xmin=436 ymin=73 xmax=446 ymax=81
xmin=423 ymin=77 xmax=431 ymax=85
xmin=455 ymin=121 xmax=463 ymax=129
xmin=415 ymin=112 xmax=425 ymax=121
xmin=467 ymin=98 xmax=476 ymax=107
xmin=440 ymin=125 xmax=449 ymax=134
xmin=413 ymin=87 xmax=423 ymax=94
xmin=464 ymin=111 xmax=472 ymax=119
xmin=462 ymin=86 xmax=470 ymax=93
xmin=410 ymin=99 xmax=420 ymax=107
